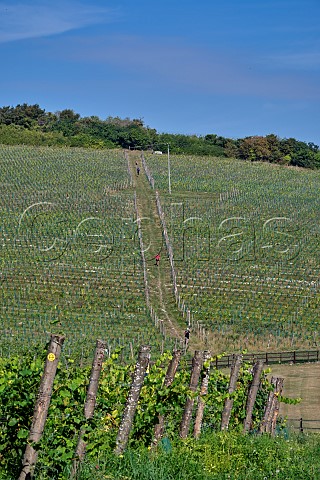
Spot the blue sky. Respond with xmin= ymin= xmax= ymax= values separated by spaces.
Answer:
xmin=1 ymin=0 xmax=320 ymax=145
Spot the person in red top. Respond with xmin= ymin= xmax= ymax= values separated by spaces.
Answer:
xmin=154 ymin=253 xmax=160 ymax=266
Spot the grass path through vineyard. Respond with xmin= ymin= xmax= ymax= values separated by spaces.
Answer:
xmin=128 ymin=151 xmax=205 ymax=354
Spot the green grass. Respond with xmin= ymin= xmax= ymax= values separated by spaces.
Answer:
xmin=17 ymin=431 xmax=320 ymax=480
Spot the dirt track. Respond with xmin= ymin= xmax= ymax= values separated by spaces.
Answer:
xmin=128 ymin=151 xmax=205 ymax=353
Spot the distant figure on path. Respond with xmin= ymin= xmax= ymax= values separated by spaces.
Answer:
xmin=184 ymin=328 xmax=190 ymax=350
xmin=154 ymin=253 xmax=161 ymax=266
xmin=137 ymin=166 xmax=140 ymax=175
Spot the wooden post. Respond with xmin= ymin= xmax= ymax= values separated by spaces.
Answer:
xmin=114 ymin=345 xmax=151 ymax=455
xmin=221 ymin=354 xmax=242 ymax=430
xmin=71 ymin=339 xmax=106 ymax=477
xmin=259 ymin=376 xmax=284 ymax=434
xmin=193 ymin=350 xmax=211 ymax=438
xmin=300 ymin=417 xmax=303 ymax=433
xmin=19 ymin=334 xmax=65 ymax=480
xmin=152 ymin=349 xmax=181 ymax=446
xmin=243 ymin=360 xmax=264 ymax=433
xmin=270 ymin=377 xmax=284 ymax=435
xmin=259 ymin=376 xmax=276 ymax=434
xmin=130 ymin=342 xmax=134 ymax=359
xmin=179 ymin=350 xmax=203 ymax=438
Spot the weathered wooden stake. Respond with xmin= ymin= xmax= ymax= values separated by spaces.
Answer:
xmin=19 ymin=334 xmax=65 ymax=480
xmin=71 ymin=339 xmax=106 ymax=478
xmin=179 ymin=350 xmax=203 ymax=438
xmin=114 ymin=345 xmax=151 ymax=455
xmin=243 ymin=360 xmax=264 ymax=433
xmin=193 ymin=350 xmax=211 ymax=438
xmin=152 ymin=349 xmax=181 ymax=446
xmin=270 ymin=377 xmax=284 ymax=435
xmin=259 ymin=376 xmax=284 ymax=434
xmin=221 ymin=354 xmax=243 ymax=430
xmin=259 ymin=376 xmax=276 ymax=434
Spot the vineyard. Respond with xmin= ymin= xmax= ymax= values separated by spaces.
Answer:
xmin=1 ymin=145 xmax=320 ymax=478
xmin=0 ymin=145 xmax=175 ymax=361
xmin=1 ymin=146 xmax=319 ymax=358
xmin=144 ymin=153 xmax=320 ymax=352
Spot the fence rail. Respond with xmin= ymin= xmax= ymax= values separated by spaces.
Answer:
xmin=286 ymin=418 xmax=320 ymax=433
xmin=214 ymin=350 xmax=320 ymax=369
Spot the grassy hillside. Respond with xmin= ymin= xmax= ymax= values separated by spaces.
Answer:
xmin=0 ymin=145 xmax=319 ymax=360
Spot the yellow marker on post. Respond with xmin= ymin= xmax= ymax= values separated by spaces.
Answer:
xmin=47 ymin=353 xmax=56 ymax=362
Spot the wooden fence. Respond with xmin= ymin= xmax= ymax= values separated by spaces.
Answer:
xmin=286 ymin=418 xmax=320 ymax=433
xmin=213 ymin=349 xmax=320 ymax=369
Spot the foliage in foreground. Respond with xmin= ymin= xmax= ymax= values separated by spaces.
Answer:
xmin=76 ymin=431 xmax=320 ymax=480
xmin=0 ymin=345 xmax=298 ymax=478
xmin=1 ymin=431 xmax=320 ymax=479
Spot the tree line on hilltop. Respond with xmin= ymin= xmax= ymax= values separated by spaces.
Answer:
xmin=0 ymin=103 xmax=319 ymax=169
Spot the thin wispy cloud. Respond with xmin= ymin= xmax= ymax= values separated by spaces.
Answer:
xmin=0 ymin=1 xmax=119 ymax=43
xmin=60 ymin=33 xmax=320 ymax=101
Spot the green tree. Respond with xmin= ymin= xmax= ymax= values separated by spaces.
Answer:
xmin=0 ymin=103 xmax=46 ymax=129
xmin=238 ymin=136 xmax=271 ymax=162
